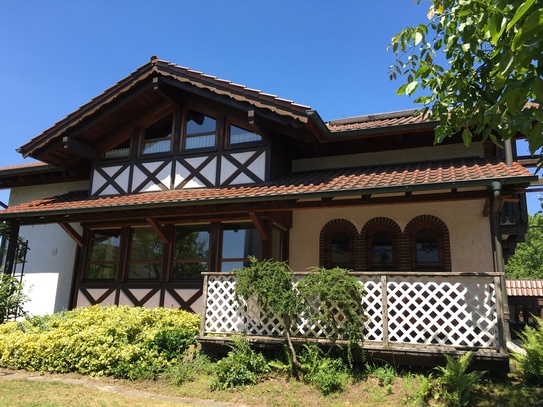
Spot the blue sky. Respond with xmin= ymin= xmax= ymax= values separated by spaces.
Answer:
xmin=0 ymin=1 xmax=541 ymax=212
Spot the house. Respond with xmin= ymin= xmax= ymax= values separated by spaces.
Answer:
xmin=0 ymin=57 xmax=537 ymax=366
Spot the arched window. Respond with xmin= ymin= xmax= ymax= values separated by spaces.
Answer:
xmin=368 ymin=228 xmax=397 ymax=270
xmin=409 ymin=220 xmax=447 ymax=271
xmin=320 ymin=220 xmax=357 ymax=270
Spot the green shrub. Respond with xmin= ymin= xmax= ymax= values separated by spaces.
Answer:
xmin=298 ymin=344 xmax=349 ymax=396
xmin=435 ymin=352 xmax=484 ymax=407
xmin=0 ymin=305 xmax=199 ymax=379
xmin=212 ymin=336 xmax=269 ymax=389
xmin=512 ymin=315 xmax=543 ymax=382
xmin=164 ymin=351 xmax=215 ymax=385
xmin=0 ymin=272 xmax=29 ymax=323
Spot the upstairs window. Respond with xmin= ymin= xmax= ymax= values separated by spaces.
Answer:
xmin=104 ymin=139 xmax=130 ymax=159
xmin=412 ymin=225 xmax=444 ymax=271
xmin=142 ymin=114 xmax=173 ymax=155
xmin=229 ymin=124 xmax=262 ymax=145
xmin=184 ymin=110 xmax=216 ymax=150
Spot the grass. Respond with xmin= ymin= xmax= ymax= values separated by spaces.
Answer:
xmin=2 ymin=367 xmax=543 ymax=407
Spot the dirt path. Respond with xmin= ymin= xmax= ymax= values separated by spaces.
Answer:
xmin=0 ymin=369 xmax=242 ymax=407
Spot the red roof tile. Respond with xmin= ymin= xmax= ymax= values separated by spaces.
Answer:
xmin=507 ymin=279 xmax=543 ymax=297
xmin=0 ymin=158 xmax=535 ymax=218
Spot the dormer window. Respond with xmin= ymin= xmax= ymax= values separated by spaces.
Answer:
xmin=104 ymin=138 xmax=131 ymax=159
xmin=229 ymin=124 xmax=262 ymax=145
xmin=141 ymin=114 xmax=173 ymax=155
xmin=184 ymin=110 xmax=216 ymax=150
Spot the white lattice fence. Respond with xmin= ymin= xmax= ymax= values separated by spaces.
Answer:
xmin=386 ymin=276 xmax=498 ymax=348
xmin=203 ymin=273 xmax=499 ymax=349
xmin=204 ymin=274 xmax=383 ymax=340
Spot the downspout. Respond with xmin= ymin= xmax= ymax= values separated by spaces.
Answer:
xmin=504 ymin=139 xmax=513 ymax=167
xmin=490 ymin=181 xmax=511 ymax=353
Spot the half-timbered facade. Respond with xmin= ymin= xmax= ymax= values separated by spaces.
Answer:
xmin=0 ymin=57 xmax=537 ymax=365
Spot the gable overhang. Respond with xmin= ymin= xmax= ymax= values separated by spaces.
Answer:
xmin=16 ymin=58 xmax=321 ymax=168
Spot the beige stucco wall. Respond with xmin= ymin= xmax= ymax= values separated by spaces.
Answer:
xmin=8 ymin=180 xmax=88 ymax=316
xmin=288 ymin=199 xmax=493 ymax=273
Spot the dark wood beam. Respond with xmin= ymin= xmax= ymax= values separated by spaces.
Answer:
xmin=59 ymin=223 xmax=84 ymax=247
xmin=62 ymin=137 xmax=99 ymax=161
xmin=146 ymin=217 xmax=169 ymax=244
xmin=249 ymin=211 xmax=268 ymax=241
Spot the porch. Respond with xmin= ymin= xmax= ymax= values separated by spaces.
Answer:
xmin=198 ymin=271 xmax=510 ymax=368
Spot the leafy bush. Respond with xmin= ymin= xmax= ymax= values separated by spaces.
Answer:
xmin=366 ymin=362 xmax=397 ymax=395
xmin=164 ymin=351 xmax=215 ymax=385
xmin=298 ymin=345 xmax=349 ymax=396
xmin=512 ymin=315 xmax=543 ymax=382
xmin=212 ymin=336 xmax=269 ymax=389
xmin=0 ymin=305 xmax=199 ymax=379
xmin=435 ymin=352 xmax=484 ymax=407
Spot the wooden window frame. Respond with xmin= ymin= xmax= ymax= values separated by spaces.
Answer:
xmin=410 ymin=221 xmax=445 ymax=271
xmin=139 ymin=113 xmax=174 ymax=157
xmin=366 ymin=224 xmax=398 ymax=271
xmin=323 ymin=225 xmax=355 ymax=270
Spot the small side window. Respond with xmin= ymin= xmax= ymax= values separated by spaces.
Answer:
xmin=229 ymin=124 xmax=262 ymax=145
xmin=86 ymin=229 xmax=121 ymax=280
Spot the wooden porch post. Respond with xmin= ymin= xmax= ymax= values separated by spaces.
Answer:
xmin=490 ymin=181 xmax=510 ymax=353
xmin=2 ymin=221 xmax=20 ymax=276
xmin=200 ymin=273 xmax=210 ymax=338
xmin=380 ymin=275 xmax=390 ymax=348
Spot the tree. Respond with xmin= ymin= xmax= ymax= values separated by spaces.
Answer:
xmin=389 ymin=0 xmax=543 ymax=160
xmin=506 ymin=212 xmax=543 ymax=278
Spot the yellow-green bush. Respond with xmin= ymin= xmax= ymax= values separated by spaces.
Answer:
xmin=0 ymin=305 xmax=200 ymax=379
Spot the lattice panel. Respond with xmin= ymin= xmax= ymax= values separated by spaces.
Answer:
xmin=386 ymin=276 xmax=498 ymax=348
xmin=204 ymin=274 xmax=380 ymax=341
xmin=359 ymin=276 xmax=383 ymax=342
xmin=91 ymin=165 xmax=130 ymax=196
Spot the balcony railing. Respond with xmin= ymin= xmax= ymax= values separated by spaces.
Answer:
xmin=201 ymin=271 xmax=507 ymax=352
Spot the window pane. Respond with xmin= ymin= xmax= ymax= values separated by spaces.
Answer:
xmin=172 ymin=262 xmax=208 ymax=279
xmin=415 ymin=228 xmax=439 ymax=268
xmin=130 ymin=227 xmax=163 ymax=261
xmin=230 ymin=125 xmax=262 ymax=144
xmin=89 ymin=230 xmax=120 ymax=262
xmin=104 ymin=139 xmax=130 ymax=159
xmin=371 ymin=230 xmax=393 ymax=268
xmin=186 ymin=110 xmax=216 ymax=134
xmin=128 ymin=264 xmax=160 ymax=279
xmin=184 ymin=134 xmax=216 ymax=150
xmin=221 ymin=261 xmax=250 ymax=273
xmin=330 ymin=231 xmax=350 ymax=268
xmin=128 ymin=227 xmax=162 ymax=280
xmin=142 ymin=115 xmax=172 ymax=154
xmin=222 ymin=226 xmax=260 ymax=259
xmin=87 ymin=265 xmax=116 ymax=280
xmin=142 ymin=139 xmax=171 ymax=154
xmin=174 ymin=225 xmax=210 ymax=260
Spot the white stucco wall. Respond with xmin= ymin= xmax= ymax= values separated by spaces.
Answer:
xmin=8 ymin=180 xmax=88 ymax=316
xmin=288 ymin=199 xmax=493 ymax=273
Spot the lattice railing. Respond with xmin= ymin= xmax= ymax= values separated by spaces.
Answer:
xmin=202 ymin=272 xmax=502 ymax=350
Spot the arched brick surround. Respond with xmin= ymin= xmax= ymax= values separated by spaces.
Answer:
xmin=319 ymin=219 xmax=361 ymax=270
xmin=360 ymin=217 xmax=402 ymax=271
xmin=404 ymin=215 xmax=451 ymax=271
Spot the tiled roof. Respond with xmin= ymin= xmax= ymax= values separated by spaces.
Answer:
xmin=507 ymin=279 xmax=543 ymax=297
xmin=0 ymin=158 xmax=535 ymax=218
xmin=0 ymin=161 xmax=53 ymax=173
xmin=327 ymin=109 xmax=434 ymax=133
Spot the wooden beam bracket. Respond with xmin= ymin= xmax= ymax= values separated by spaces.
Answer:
xmin=59 ymin=223 xmax=84 ymax=247
xmin=146 ymin=217 xmax=169 ymax=244
xmin=249 ymin=211 xmax=268 ymax=241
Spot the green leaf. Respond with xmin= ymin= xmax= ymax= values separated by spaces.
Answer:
xmin=507 ymin=0 xmax=536 ymax=30
xmin=396 ymin=83 xmax=409 ymax=95
xmin=511 ymin=8 xmax=543 ymax=51
xmin=406 ymin=81 xmax=419 ymax=95
xmin=461 ymin=128 xmax=472 ymax=147
xmin=532 ymin=77 xmax=543 ymax=101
